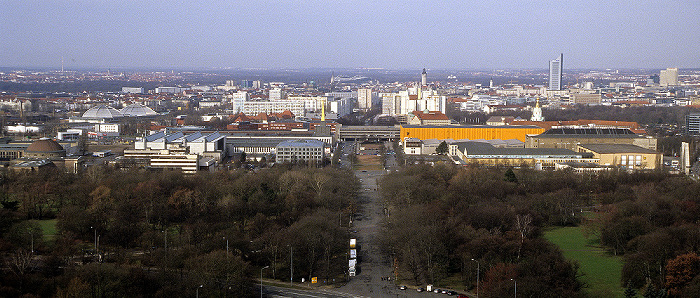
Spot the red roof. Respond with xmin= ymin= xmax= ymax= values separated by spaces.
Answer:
xmin=412 ymin=110 xmax=449 ymax=120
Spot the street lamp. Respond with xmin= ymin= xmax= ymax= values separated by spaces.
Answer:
xmin=196 ymin=285 xmax=203 ymax=298
xmin=29 ymin=230 xmax=34 ymax=253
xmin=510 ymin=278 xmax=517 ymax=298
xmin=90 ymin=226 xmax=98 ymax=254
xmin=223 ymin=236 xmax=229 ymax=256
xmin=471 ymin=259 xmax=479 ymax=298
xmin=261 ymin=266 xmax=269 ymax=298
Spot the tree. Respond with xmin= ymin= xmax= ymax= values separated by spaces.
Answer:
xmin=666 ymin=252 xmax=700 ymax=296
xmin=504 ymin=168 xmax=518 ymax=183
xmin=436 ymin=141 xmax=448 ymax=155
xmin=625 ymin=280 xmax=638 ymax=298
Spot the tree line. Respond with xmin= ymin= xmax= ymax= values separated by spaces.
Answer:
xmin=379 ymin=164 xmax=700 ymax=297
xmin=0 ymin=165 xmax=359 ymax=297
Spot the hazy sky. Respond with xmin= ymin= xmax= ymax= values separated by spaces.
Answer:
xmin=1 ymin=0 xmax=698 ymax=70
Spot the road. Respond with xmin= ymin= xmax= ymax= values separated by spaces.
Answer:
xmin=265 ymin=142 xmax=431 ymax=297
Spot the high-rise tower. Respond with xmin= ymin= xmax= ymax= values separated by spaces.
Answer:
xmin=549 ymin=54 xmax=563 ymax=91
xmin=421 ymin=68 xmax=427 ymax=86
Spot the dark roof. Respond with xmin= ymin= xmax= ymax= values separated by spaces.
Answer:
xmin=455 ymin=141 xmax=584 ymax=158
xmin=578 ymin=144 xmax=658 ymax=154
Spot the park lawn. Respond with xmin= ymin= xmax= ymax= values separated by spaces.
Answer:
xmin=355 ymin=155 xmax=383 ymax=170
xmin=544 ymin=226 xmax=624 ymax=298
xmin=31 ymin=219 xmax=58 ymax=241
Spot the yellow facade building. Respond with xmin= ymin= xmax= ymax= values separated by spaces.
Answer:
xmin=400 ymin=125 xmax=545 ymax=143
xmin=576 ymin=144 xmax=661 ymax=170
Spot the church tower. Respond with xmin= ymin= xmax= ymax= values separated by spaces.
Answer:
xmin=421 ymin=68 xmax=427 ymax=86
xmin=531 ymin=98 xmax=544 ymax=121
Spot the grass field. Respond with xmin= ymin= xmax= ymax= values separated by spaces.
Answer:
xmin=354 ymin=155 xmax=384 ymax=170
xmin=544 ymin=226 xmax=623 ymax=298
xmin=31 ymin=219 xmax=58 ymax=241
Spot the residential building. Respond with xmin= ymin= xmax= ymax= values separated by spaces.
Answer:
xmin=571 ymin=93 xmax=602 ymax=105
xmin=381 ymin=88 xmax=447 ymax=117
xmin=122 ymin=87 xmax=145 ymax=94
xmin=408 ymin=111 xmax=450 ymax=126
xmin=269 ymin=88 xmax=287 ymax=100
xmin=660 ymin=68 xmax=679 ymax=87
xmin=687 ymin=114 xmax=700 ymax=135
xmin=357 ymin=88 xmax=373 ymax=111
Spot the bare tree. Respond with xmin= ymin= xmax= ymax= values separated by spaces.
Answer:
xmin=515 ymin=214 xmax=532 ymax=259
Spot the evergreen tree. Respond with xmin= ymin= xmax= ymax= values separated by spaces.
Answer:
xmin=504 ymin=168 xmax=518 ymax=183
xmin=436 ymin=141 xmax=448 ymax=155
xmin=625 ymin=281 xmax=637 ymax=298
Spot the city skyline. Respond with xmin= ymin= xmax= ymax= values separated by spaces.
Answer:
xmin=1 ymin=0 xmax=699 ymax=70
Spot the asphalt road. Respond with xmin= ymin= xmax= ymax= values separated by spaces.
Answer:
xmin=266 ymin=143 xmax=434 ymax=298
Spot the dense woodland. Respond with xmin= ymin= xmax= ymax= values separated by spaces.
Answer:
xmin=0 ymin=166 xmax=358 ymax=297
xmin=379 ymin=164 xmax=700 ymax=297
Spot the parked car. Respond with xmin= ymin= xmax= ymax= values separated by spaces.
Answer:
xmin=416 ymin=287 xmax=424 ymax=292
xmin=399 ymin=285 xmax=406 ymax=290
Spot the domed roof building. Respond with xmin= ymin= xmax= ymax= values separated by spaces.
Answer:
xmin=120 ymin=104 xmax=158 ymax=117
xmin=82 ymin=105 xmax=123 ymax=119
xmin=24 ymin=139 xmax=66 ymax=159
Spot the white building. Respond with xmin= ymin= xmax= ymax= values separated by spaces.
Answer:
xmin=329 ymin=97 xmax=355 ymax=117
xmin=357 ymin=88 xmax=373 ymax=111
xmin=94 ymin=123 xmax=120 ymax=136
xmin=122 ymin=87 xmax=145 ymax=94
xmin=660 ymin=68 xmax=679 ymax=87
xmin=381 ymin=87 xmax=447 ymax=117
xmin=269 ymin=88 xmax=287 ymax=100
xmin=124 ymin=131 xmax=226 ymax=173
xmin=155 ymin=87 xmax=188 ymax=94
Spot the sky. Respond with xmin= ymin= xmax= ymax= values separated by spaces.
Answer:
xmin=1 ymin=0 xmax=698 ymax=70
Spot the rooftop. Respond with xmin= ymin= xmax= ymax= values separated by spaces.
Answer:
xmin=578 ymin=144 xmax=659 ymax=154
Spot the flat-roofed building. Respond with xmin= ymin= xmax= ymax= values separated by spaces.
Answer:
xmin=571 ymin=93 xmax=602 ymax=105
xmin=686 ymin=114 xmax=700 ymax=135
xmin=123 ymin=131 xmax=226 ymax=173
xmin=275 ymin=139 xmax=325 ymax=163
xmin=401 ymin=125 xmax=545 ymax=143
xmin=451 ymin=141 xmax=593 ymax=169
xmin=576 ymin=144 xmax=661 ymax=170
xmin=526 ymin=128 xmax=657 ymax=151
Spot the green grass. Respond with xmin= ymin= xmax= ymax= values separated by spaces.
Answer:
xmin=544 ymin=226 xmax=624 ymax=298
xmin=30 ymin=219 xmax=58 ymax=241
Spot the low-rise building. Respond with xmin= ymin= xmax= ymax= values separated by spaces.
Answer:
xmin=576 ymin=144 xmax=661 ymax=170
xmin=526 ymin=128 xmax=657 ymax=151
xmin=451 ymin=141 xmax=594 ymax=169
xmin=408 ymin=111 xmax=451 ymax=126
xmin=275 ymin=140 xmax=325 ymax=163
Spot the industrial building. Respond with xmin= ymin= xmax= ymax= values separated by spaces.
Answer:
xmin=400 ymin=125 xmax=545 ymax=143
xmin=121 ymin=131 xmax=226 ymax=173
xmin=526 ymin=128 xmax=657 ymax=151
xmin=450 ymin=141 xmax=593 ymax=169
xmin=576 ymin=144 xmax=662 ymax=170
